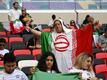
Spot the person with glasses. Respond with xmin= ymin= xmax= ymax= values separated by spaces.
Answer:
xmin=69 ymin=20 xmax=79 ymax=29
xmin=0 ymin=38 xmax=9 ymax=60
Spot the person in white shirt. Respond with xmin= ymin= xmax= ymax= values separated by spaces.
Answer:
xmin=8 ymin=2 xmax=21 ymax=22
xmin=98 ymin=28 xmax=107 ymax=51
xmin=69 ymin=52 xmax=98 ymax=80
xmin=8 ymin=2 xmax=22 ymax=34
xmin=0 ymin=53 xmax=28 ymax=80
xmin=0 ymin=38 xmax=9 ymax=60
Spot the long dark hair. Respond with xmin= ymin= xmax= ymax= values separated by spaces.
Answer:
xmin=37 ymin=52 xmax=60 ymax=73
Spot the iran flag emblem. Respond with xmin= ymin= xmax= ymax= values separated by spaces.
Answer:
xmin=10 ymin=19 xmax=25 ymax=34
xmin=54 ymin=34 xmax=70 ymax=52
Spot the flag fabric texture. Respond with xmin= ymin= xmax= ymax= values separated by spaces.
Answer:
xmin=41 ymin=19 xmax=93 ymax=73
xmin=9 ymin=19 xmax=25 ymax=34
xmin=32 ymin=71 xmax=80 ymax=80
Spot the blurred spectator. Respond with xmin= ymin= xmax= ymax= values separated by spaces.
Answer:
xmin=98 ymin=28 xmax=107 ymax=51
xmin=48 ymin=14 xmax=56 ymax=28
xmin=19 ymin=7 xmax=33 ymax=35
xmin=0 ymin=0 xmax=7 ymax=10
xmin=8 ymin=2 xmax=21 ymax=22
xmin=69 ymin=52 xmax=98 ymax=80
xmin=69 ymin=20 xmax=79 ymax=29
xmin=37 ymin=52 xmax=60 ymax=73
xmin=82 ymin=15 xmax=91 ymax=25
xmin=0 ymin=38 xmax=9 ymax=60
xmin=19 ymin=7 xmax=32 ymax=26
xmin=0 ymin=53 xmax=28 ymax=80
xmin=8 ymin=2 xmax=24 ymax=34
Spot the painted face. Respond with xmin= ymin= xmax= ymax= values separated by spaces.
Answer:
xmin=54 ymin=20 xmax=63 ymax=33
xmin=4 ymin=62 xmax=16 ymax=74
xmin=82 ymin=57 xmax=92 ymax=70
xmin=45 ymin=56 xmax=54 ymax=70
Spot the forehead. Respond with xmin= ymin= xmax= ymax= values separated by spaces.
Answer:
xmin=54 ymin=20 xmax=61 ymax=24
xmin=14 ymin=3 xmax=19 ymax=6
xmin=85 ymin=57 xmax=92 ymax=61
xmin=46 ymin=56 xmax=53 ymax=59
xmin=5 ymin=62 xmax=16 ymax=65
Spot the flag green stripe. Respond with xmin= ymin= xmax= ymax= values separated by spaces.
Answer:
xmin=41 ymin=32 xmax=52 ymax=54
xmin=32 ymin=71 xmax=80 ymax=80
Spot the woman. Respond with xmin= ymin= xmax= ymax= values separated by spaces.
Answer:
xmin=82 ymin=15 xmax=91 ymax=25
xmin=69 ymin=20 xmax=78 ymax=29
xmin=27 ymin=18 xmax=95 ymax=73
xmin=37 ymin=52 xmax=60 ymax=73
xmin=69 ymin=52 xmax=98 ymax=80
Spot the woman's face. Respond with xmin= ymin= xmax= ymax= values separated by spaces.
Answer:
xmin=70 ymin=21 xmax=75 ymax=26
xmin=45 ymin=56 xmax=54 ymax=70
xmin=54 ymin=20 xmax=63 ymax=33
xmin=82 ymin=57 xmax=92 ymax=70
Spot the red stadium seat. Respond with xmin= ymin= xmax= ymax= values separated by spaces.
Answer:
xmin=95 ymin=64 xmax=107 ymax=79
xmin=9 ymin=37 xmax=23 ymax=43
xmin=0 ymin=61 xmax=3 ymax=67
xmin=13 ymin=49 xmax=31 ymax=56
xmin=6 ymin=31 xmax=11 ymax=36
xmin=32 ymin=49 xmax=42 ymax=59
xmin=96 ymin=52 xmax=107 ymax=64
xmin=0 ymin=31 xmax=6 ymax=36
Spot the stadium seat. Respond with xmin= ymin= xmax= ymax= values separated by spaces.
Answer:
xmin=9 ymin=37 xmax=23 ymax=43
xmin=18 ymin=60 xmax=38 ymax=75
xmin=18 ymin=60 xmax=38 ymax=69
xmin=96 ymin=52 xmax=107 ymax=64
xmin=16 ymin=54 xmax=34 ymax=63
xmin=95 ymin=64 xmax=107 ymax=79
xmin=0 ymin=61 xmax=4 ymax=71
xmin=22 ymin=34 xmax=33 ymax=45
xmin=8 ymin=34 xmax=21 ymax=37
xmin=0 ymin=61 xmax=3 ymax=67
xmin=32 ymin=49 xmax=42 ymax=59
xmin=10 ymin=42 xmax=26 ymax=51
xmin=13 ymin=49 xmax=31 ymax=56
xmin=0 ymin=31 xmax=6 ymax=36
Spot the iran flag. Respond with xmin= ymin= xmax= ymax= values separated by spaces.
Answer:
xmin=41 ymin=22 xmax=93 ymax=73
xmin=10 ymin=19 xmax=25 ymax=34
